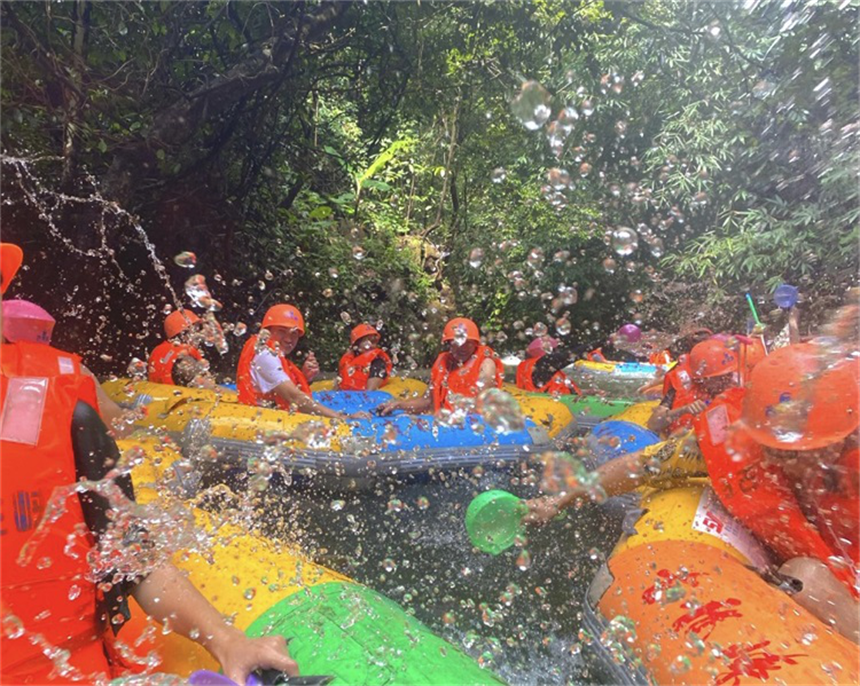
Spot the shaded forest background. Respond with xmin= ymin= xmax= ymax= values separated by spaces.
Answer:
xmin=1 ymin=0 xmax=857 ymax=376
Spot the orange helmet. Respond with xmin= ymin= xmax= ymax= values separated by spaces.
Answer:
xmin=689 ymin=339 xmax=738 ymax=379
xmin=442 ymin=317 xmax=480 ymax=344
xmin=262 ymin=304 xmax=305 ymax=335
xmin=164 ymin=309 xmax=201 ymax=338
xmin=1 ymin=243 xmax=24 ymax=295
xmin=742 ymin=343 xmax=860 ymax=451
xmin=350 ymin=323 xmax=380 ymax=345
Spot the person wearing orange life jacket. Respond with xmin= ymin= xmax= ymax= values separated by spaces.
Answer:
xmin=377 ymin=317 xmax=504 ymax=416
xmin=516 ymin=336 xmax=580 ymax=396
xmin=693 ymin=342 xmax=859 ymax=643
xmin=237 ymin=304 xmax=368 ymax=420
xmin=0 ymin=243 xmax=298 ymax=684
xmin=647 ymin=338 xmax=738 ymax=437
xmin=338 ymin=323 xmax=392 ymax=391
xmin=147 ymin=309 xmax=216 ymax=388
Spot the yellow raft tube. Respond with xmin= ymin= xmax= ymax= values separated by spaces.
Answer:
xmin=115 ymin=437 xmax=504 ymax=684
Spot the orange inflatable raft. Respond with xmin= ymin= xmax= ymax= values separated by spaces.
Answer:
xmin=583 ymin=480 xmax=859 ymax=685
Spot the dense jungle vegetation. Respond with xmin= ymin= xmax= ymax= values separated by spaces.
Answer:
xmin=1 ymin=0 xmax=857 ymax=373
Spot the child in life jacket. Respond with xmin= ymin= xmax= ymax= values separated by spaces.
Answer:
xmin=338 ymin=323 xmax=392 ymax=391
xmin=377 ymin=317 xmax=503 ymax=415
xmin=147 ymin=309 xmax=217 ymax=388
xmin=515 ymin=336 xmax=580 ymax=396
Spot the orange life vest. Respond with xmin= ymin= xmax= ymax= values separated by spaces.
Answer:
xmin=662 ymin=355 xmax=706 ymax=433
xmin=515 ymin=357 xmax=579 ymax=396
xmin=694 ymin=388 xmax=859 ymax=596
xmin=430 ymin=345 xmax=504 ymax=413
xmin=1 ymin=342 xmax=113 ymax=684
xmin=649 ymin=349 xmax=672 ymax=366
xmin=236 ymin=334 xmax=310 ymax=410
xmin=586 ymin=348 xmax=606 ymax=362
xmin=147 ymin=340 xmax=204 ymax=385
xmin=338 ymin=348 xmax=392 ymax=391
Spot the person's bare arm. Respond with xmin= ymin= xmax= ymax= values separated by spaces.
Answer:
xmin=478 ymin=358 xmax=499 ymax=389
xmin=273 ymin=380 xmax=368 ymax=419
xmin=377 ymin=391 xmax=433 ymax=416
xmin=647 ymin=399 xmax=706 ymax=434
xmin=132 ymin=563 xmax=298 ymax=684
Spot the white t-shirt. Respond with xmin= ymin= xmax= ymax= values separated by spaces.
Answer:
xmin=250 ymin=349 xmax=290 ymax=394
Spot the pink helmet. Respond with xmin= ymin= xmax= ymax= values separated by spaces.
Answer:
xmin=2 ymin=299 xmax=56 ymax=344
xmin=526 ymin=336 xmax=559 ymax=358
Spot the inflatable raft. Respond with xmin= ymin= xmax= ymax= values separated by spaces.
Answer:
xmin=118 ymin=437 xmax=505 ymax=684
xmin=576 ymin=422 xmax=860 ymax=686
xmin=104 ymin=379 xmax=575 ymax=491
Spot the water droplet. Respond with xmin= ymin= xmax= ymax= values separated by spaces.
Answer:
xmin=382 ymin=558 xmax=397 ymax=573
xmin=264 ymin=270 xmax=274 ymax=281
xmin=127 ymin=358 xmax=147 ymax=378
xmin=511 ymin=80 xmax=552 ymax=130
xmin=602 ymin=257 xmax=617 ymax=274
xmin=491 ymin=168 xmax=507 ymax=183
xmin=516 ymin=549 xmax=532 ymax=571
xmin=579 ymin=162 xmax=592 ymax=177
xmin=556 ymin=318 xmax=571 ymax=336
xmin=352 ymin=245 xmax=366 ymax=261
xmin=468 ymin=248 xmax=485 ymax=268
xmin=442 ymin=612 xmax=457 ymax=625
xmin=243 ymin=588 xmax=256 ymax=601
xmin=233 ymin=322 xmax=248 ymax=336
xmin=328 ymin=267 xmax=339 ymax=279
xmin=614 ymin=120 xmax=628 ymax=137
xmin=340 ymin=312 xmax=352 ymax=325
xmin=581 ymin=99 xmax=594 ymax=117
xmin=478 ymin=389 xmax=526 ymax=434
xmin=387 ymin=498 xmax=404 ymax=514
xmin=611 ymin=227 xmax=639 ymax=256
xmin=416 ymin=496 xmax=429 ymax=510
xmin=173 ymin=251 xmax=197 ymax=268
xmin=331 ymin=499 xmax=345 ymax=511
xmin=629 ymin=290 xmax=644 ymax=304
xmin=2 ymin=614 xmax=24 ymax=640
xmin=184 ymin=274 xmax=212 ymax=307
xmin=649 ymin=237 xmax=664 ymax=258
xmin=68 ymin=584 xmax=81 ymax=601
xmin=527 ymin=247 xmax=545 ymax=268
xmin=546 ymin=168 xmax=571 ymax=190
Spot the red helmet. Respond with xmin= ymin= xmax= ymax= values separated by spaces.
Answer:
xmin=350 ymin=323 xmax=380 ymax=345
xmin=262 ymin=304 xmax=305 ymax=335
xmin=1 ymin=243 xmax=24 ymax=295
xmin=742 ymin=343 xmax=860 ymax=451
xmin=442 ymin=317 xmax=480 ymax=343
xmin=689 ymin=339 xmax=738 ymax=379
xmin=165 ymin=309 xmax=201 ymax=338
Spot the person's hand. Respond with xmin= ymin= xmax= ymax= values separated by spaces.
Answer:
xmin=376 ymin=400 xmax=400 ymax=416
xmin=302 ymin=352 xmax=320 ymax=382
xmin=348 ymin=411 xmax=372 ymax=420
xmin=523 ymin=495 xmax=565 ymax=525
xmin=213 ymin=631 xmax=298 ymax=686
xmin=684 ymin=399 xmax=708 ymax=416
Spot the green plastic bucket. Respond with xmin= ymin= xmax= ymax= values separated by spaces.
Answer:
xmin=465 ymin=489 xmax=528 ymax=555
